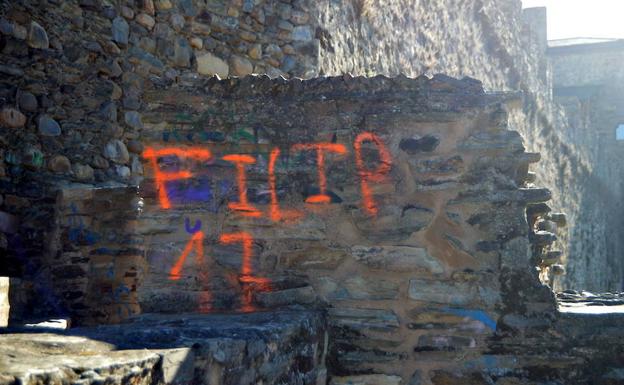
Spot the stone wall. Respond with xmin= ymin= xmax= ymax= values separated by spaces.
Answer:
xmin=313 ymin=0 xmax=615 ymax=290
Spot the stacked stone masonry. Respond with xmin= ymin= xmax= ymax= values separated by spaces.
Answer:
xmin=1 ymin=0 xmax=624 ymax=385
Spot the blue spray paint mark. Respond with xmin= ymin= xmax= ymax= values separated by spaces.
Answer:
xmin=442 ymin=307 xmax=497 ymax=331
xmin=185 ymin=218 xmax=202 ymax=234
xmin=168 ymin=177 xmax=213 ymax=204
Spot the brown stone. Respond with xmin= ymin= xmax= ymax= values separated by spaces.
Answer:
xmin=136 ymin=13 xmax=155 ymax=30
xmin=0 ymin=107 xmax=26 ymax=128
xmin=229 ymin=55 xmax=253 ymax=76
xmin=48 ymin=155 xmax=71 ymax=173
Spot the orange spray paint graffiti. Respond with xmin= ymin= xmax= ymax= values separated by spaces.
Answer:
xmin=268 ymin=147 xmax=303 ymax=222
xmin=354 ymin=132 xmax=393 ymax=215
xmin=220 ymin=231 xmax=270 ymax=312
xmin=290 ymin=143 xmax=347 ymax=204
xmin=222 ymin=154 xmax=262 ymax=217
xmin=142 ymin=147 xmax=212 ymax=209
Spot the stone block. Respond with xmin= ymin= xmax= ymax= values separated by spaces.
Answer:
xmin=351 ymin=245 xmax=443 ymax=273
xmin=328 ymin=308 xmax=399 ymax=332
xmin=330 ymin=374 xmax=402 ymax=385
xmin=0 ymin=277 xmax=8 ymax=327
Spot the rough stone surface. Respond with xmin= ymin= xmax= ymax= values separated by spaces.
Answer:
xmin=196 ymin=53 xmax=229 ymax=77
xmin=0 ymin=310 xmax=326 ymax=385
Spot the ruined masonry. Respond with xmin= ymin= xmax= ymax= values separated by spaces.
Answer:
xmin=1 ymin=0 xmax=624 ymax=385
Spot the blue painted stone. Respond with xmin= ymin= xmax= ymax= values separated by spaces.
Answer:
xmin=38 ymin=115 xmax=61 ymax=136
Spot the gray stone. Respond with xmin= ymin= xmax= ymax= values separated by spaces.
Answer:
xmin=173 ymin=37 xmax=192 ymax=67
xmin=328 ymin=308 xmax=399 ymax=332
xmin=0 ymin=211 xmax=18 ymax=234
xmin=136 ymin=13 xmax=155 ymax=30
xmin=18 ymin=92 xmax=38 ymax=112
xmin=292 ymin=26 xmax=313 ymax=41
xmin=27 ymin=21 xmax=49 ymax=49
xmin=103 ymin=140 xmax=130 ymax=164
xmin=317 ymin=276 xmax=399 ymax=300
xmin=330 ymin=374 xmax=402 ymax=385
xmin=117 ymin=165 xmax=131 ymax=178
xmin=158 ymin=348 xmax=195 ymax=385
xmin=408 ymin=279 xmax=475 ymax=306
xmin=124 ymin=111 xmax=143 ymax=129
xmin=100 ymin=101 xmax=117 ymax=122
xmin=351 ymin=245 xmax=444 ymax=273
xmin=112 ymin=17 xmax=129 ymax=45
xmin=254 ymin=286 xmax=316 ymax=307
xmin=38 ymin=115 xmax=61 ymax=136
xmin=72 ymin=163 xmax=94 ymax=181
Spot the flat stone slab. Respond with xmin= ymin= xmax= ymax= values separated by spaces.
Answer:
xmin=0 ymin=310 xmax=326 ymax=385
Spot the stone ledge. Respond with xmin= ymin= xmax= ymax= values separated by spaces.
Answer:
xmin=0 ymin=310 xmax=326 ymax=385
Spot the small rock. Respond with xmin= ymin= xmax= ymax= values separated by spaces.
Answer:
xmin=155 ymin=0 xmax=173 ymax=10
xmin=173 ymin=37 xmax=192 ymax=67
xmin=127 ymin=140 xmax=144 ymax=154
xmin=27 ymin=21 xmax=49 ymax=49
xmin=38 ymin=115 xmax=61 ymax=136
xmin=124 ymin=111 xmax=143 ymax=129
xmin=112 ymin=17 xmax=129 ymax=45
xmin=278 ymin=20 xmax=294 ymax=31
xmin=100 ymin=101 xmax=117 ymax=122
xmin=248 ymin=43 xmax=262 ymax=59
xmin=120 ymin=6 xmax=134 ymax=19
xmin=229 ymin=55 xmax=253 ymax=76
xmin=290 ymin=10 xmax=309 ymax=24
xmin=142 ymin=0 xmax=155 ymax=15
xmin=136 ymin=13 xmax=155 ymax=30
xmin=72 ymin=163 xmax=94 ymax=181
xmin=170 ymin=13 xmax=185 ymax=31
xmin=48 ymin=155 xmax=71 ymax=173
xmin=92 ymin=155 xmax=109 ymax=169
xmin=197 ymin=53 xmax=229 ymax=78
xmin=189 ymin=37 xmax=203 ymax=49
xmin=18 ymin=92 xmax=38 ymax=112
xmin=12 ymin=24 xmax=27 ymax=40
xmin=116 ymin=165 xmax=131 ymax=178
xmin=131 ymin=155 xmax=143 ymax=175
xmin=0 ymin=107 xmax=26 ymax=128
xmin=103 ymin=139 xmax=130 ymax=164
xmin=292 ymin=25 xmax=312 ymax=41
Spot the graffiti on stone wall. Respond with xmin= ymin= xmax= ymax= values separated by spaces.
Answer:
xmin=142 ymin=132 xmax=392 ymax=312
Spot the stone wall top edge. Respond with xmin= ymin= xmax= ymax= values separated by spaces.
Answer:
xmin=162 ymin=73 xmax=493 ymax=99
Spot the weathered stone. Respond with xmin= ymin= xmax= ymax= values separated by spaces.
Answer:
xmin=351 ymin=245 xmax=443 ymax=273
xmin=103 ymin=140 xmax=130 ymax=164
xmin=400 ymin=135 xmax=440 ymax=153
xmin=230 ymin=55 xmax=253 ymax=76
xmin=408 ymin=279 xmax=497 ymax=306
xmin=292 ymin=25 xmax=313 ymax=41
xmin=189 ymin=37 xmax=202 ymax=49
xmin=136 ymin=13 xmax=155 ymax=30
xmin=18 ymin=92 xmax=38 ymax=112
xmin=0 ymin=212 xmax=18 ymax=234
xmin=38 ymin=115 xmax=61 ymax=136
xmin=330 ymin=374 xmax=402 ymax=385
xmin=249 ymin=43 xmax=262 ymax=59
xmin=111 ymin=17 xmax=129 ymax=45
xmin=317 ymin=276 xmax=399 ymax=300
xmin=127 ymin=140 xmax=144 ymax=154
xmin=0 ymin=107 xmax=26 ymax=128
xmin=0 ymin=277 xmax=8 ymax=327
xmin=72 ymin=163 xmax=94 ymax=181
xmin=173 ymin=37 xmax=192 ymax=67
xmin=124 ymin=111 xmax=143 ymax=129
xmin=27 ymin=21 xmax=49 ymax=49
xmin=254 ymin=286 xmax=316 ymax=307
xmin=414 ymin=334 xmax=476 ymax=352
xmin=155 ymin=0 xmax=173 ymax=10
xmin=197 ymin=53 xmax=229 ymax=78
xmin=48 ymin=155 xmax=71 ymax=173
xmin=328 ymin=308 xmax=399 ymax=332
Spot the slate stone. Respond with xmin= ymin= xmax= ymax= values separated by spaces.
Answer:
xmin=112 ymin=17 xmax=129 ymax=45
xmin=27 ymin=21 xmax=49 ymax=49
xmin=38 ymin=115 xmax=61 ymax=136
xmin=400 ymin=135 xmax=440 ymax=153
